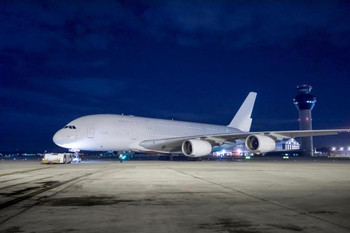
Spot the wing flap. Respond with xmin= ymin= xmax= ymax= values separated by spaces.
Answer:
xmin=266 ymin=129 xmax=348 ymax=138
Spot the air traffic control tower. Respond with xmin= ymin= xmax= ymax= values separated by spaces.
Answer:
xmin=293 ymin=84 xmax=317 ymax=157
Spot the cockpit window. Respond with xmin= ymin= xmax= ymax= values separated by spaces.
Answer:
xmin=64 ymin=125 xmax=77 ymax=129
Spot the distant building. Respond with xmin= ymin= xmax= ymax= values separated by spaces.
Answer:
xmin=276 ymin=138 xmax=300 ymax=150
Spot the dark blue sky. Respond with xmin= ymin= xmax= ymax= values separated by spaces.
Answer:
xmin=1 ymin=0 xmax=350 ymax=152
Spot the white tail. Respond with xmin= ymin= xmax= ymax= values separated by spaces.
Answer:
xmin=228 ymin=92 xmax=257 ymax=132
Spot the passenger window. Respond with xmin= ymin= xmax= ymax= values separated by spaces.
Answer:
xmin=69 ymin=126 xmax=72 ymax=129
xmin=73 ymin=126 xmax=76 ymax=129
xmin=64 ymin=126 xmax=68 ymax=128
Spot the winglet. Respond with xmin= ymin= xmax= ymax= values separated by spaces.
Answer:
xmin=228 ymin=92 xmax=257 ymax=132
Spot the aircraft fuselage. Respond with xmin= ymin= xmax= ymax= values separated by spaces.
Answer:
xmin=53 ymin=114 xmax=241 ymax=152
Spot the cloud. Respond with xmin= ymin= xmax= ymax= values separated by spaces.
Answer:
xmin=0 ymin=1 xmax=126 ymax=53
xmin=139 ymin=1 xmax=350 ymax=48
xmin=0 ymin=76 xmax=132 ymax=118
xmin=56 ymin=78 xmax=129 ymax=97
xmin=1 ymin=1 xmax=349 ymax=53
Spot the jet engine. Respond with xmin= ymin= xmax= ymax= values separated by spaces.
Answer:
xmin=245 ymin=134 xmax=276 ymax=153
xmin=182 ymin=139 xmax=212 ymax=157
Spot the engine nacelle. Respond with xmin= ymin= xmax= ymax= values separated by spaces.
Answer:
xmin=245 ymin=134 xmax=276 ymax=153
xmin=182 ymin=139 xmax=212 ymax=157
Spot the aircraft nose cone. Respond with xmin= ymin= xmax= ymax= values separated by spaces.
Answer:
xmin=53 ymin=129 xmax=78 ymax=149
xmin=53 ymin=130 xmax=63 ymax=146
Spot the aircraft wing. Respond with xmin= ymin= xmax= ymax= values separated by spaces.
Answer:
xmin=218 ymin=129 xmax=350 ymax=141
xmin=138 ymin=129 xmax=350 ymax=154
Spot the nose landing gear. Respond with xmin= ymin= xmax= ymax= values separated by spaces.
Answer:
xmin=69 ymin=149 xmax=81 ymax=163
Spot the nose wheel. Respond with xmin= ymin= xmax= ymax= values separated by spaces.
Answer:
xmin=69 ymin=149 xmax=81 ymax=163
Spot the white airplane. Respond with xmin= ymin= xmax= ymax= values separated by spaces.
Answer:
xmin=53 ymin=92 xmax=349 ymax=157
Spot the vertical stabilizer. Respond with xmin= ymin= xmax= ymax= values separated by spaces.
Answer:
xmin=228 ymin=92 xmax=257 ymax=132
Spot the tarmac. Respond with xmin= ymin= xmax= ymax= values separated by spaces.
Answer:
xmin=0 ymin=159 xmax=349 ymax=233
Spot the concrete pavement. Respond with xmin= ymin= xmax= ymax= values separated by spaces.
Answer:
xmin=0 ymin=159 xmax=349 ymax=233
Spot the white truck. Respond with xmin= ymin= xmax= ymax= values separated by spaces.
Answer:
xmin=42 ymin=153 xmax=73 ymax=164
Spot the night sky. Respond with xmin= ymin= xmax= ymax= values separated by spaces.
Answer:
xmin=1 ymin=0 xmax=350 ymax=152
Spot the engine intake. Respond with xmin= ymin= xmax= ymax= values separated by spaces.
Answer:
xmin=245 ymin=134 xmax=276 ymax=153
xmin=182 ymin=139 xmax=212 ymax=157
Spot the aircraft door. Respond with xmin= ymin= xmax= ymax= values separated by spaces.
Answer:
xmin=88 ymin=127 xmax=94 ymax=138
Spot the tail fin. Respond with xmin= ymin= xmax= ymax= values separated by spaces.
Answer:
xmin=228 ymin=92 xmax=257 ymax=132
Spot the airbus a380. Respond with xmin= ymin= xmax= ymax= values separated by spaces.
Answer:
xmin=53 ymin=92 xmax=349 ymax=157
